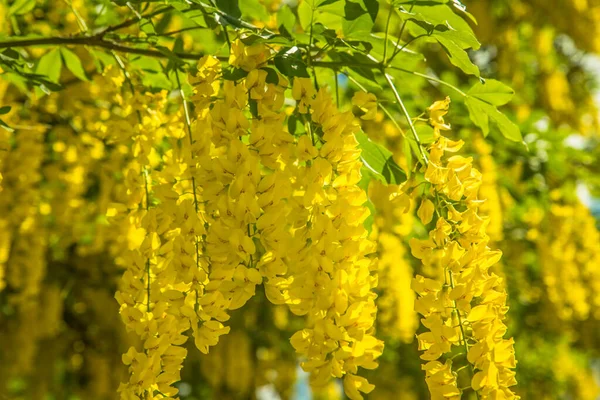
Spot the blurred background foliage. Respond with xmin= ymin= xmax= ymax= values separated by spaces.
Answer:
xmin=1 ymin=0 xmax=600 ymax=399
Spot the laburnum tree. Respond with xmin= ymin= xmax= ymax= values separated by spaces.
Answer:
xmin=1 ymin=1 xmax=600 ymax=400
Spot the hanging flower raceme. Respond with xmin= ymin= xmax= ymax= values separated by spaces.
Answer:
xmin=535 ymin=199 xmax=600 ymax=321
xmin=0 ymin=98 xmax=50 ymax=384
xmin=109 ymin=38 xmax=381 ymax=400
xmin=406 ymin=98 xmax=519 ymax=400
xmin=368 ymin=182 xmax=418 ymax=343
xmin=285 ymin=82 xmax=382 ymax=399
xmin=100 ymin=69 xmax=190 ymax=399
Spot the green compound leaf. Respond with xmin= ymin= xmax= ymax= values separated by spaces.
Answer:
xmin=435 ymin=34 xmax=480 ymax=77
xmin=467 ymin=79 xmax=515 ymax=106
xmin=356 ymin=131 xmax=406 ymax=185
xmin=465 ymin=83 xmax=522 ymax=142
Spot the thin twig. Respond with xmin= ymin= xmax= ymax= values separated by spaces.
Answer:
xmin=96 ymin=7 xmax=172 ymax=36
xmin=382 ymin=70 xmax=428 ymax=164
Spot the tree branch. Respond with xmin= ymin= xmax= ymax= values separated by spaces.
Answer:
xmin=0 ymin=36 xmax=227 ymax=62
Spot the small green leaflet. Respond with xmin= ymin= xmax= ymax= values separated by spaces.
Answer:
xmin=406 ymin=3 xmax=475 ymax=36
xmin=60 ymin=48 xmax=89 ymax=81
xmin=36 ymin=49 xmax=62 ymax=83
xmin=240 ymin=0 xmax=269 ymax=22
xmin=467 ymin=79 xmax=514 ymax=106
xmin=274 ymin=47 xmax=309 ymax=78
xmin=398 ymin=5 xmax=480 ymax=76
xmin=341 ymin=0 xmax=379 ymax=38
xmin=436 ymin=35 xmax=480 ymax=77
xmin=35 ymin=49 xmax=63 ymax=96
xmin=215 ymin=0 xmax=241 ymax=19
xmin=464 ymin=79 xmax=522 ymax=142
xmin=298 ymin=0 xmax=378 ymax=39
xmin=355 ymin=131 xmax=406 ymax=185
xmin=277 ymin=5 xmax=296 ymax=36
xmin=0 ymin=106 xmax=12 ymax=132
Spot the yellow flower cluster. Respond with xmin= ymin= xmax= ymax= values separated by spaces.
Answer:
xmin=0 ymin=77 xmax=98 ymax=394
xmin=352 ymin=92 xmax=378 ymax=120
xmin=105 ymin=39 xmax=381 ymax=399
xmin=0 ymin=55 xmax=135 ymax=396
xmin=0 ymin=116 xmax=47 ymax=305
xmin=406 ymin=99 xmax=518 ymax=399
xmin=286 ymin=80 xmax=382 ymax=399
xmin=369 ymin=182 xmax=418 ymax=343
xmin=105 ymin=71 xmax=190 ymax=399
xmin=552 ymin=342 xmax=599 ymax=400
xmin=536 ymin=200 xmax=600 ymax=320
xmin=473 ymin=136 xmax=504 ymax=242
xmin=200 ymin=331 xmax=255 ymax=395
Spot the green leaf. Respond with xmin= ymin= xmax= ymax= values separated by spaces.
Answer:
xmin=8 ymin=0 xmax=36 ymax=16
xmin=404 ymin=17 xmax=447 ymax=35
xmin=240 ymin=0 xmax=269 ymax=22
xmin=287 ymin=114 xmax=304 ymax=136
xmin=392 ymin=0 xmax=448 ymax=5
xmin=180 ymin=6 xmax=213 ymax=28
xmin=465 ymin=96 xmax=521 ymax=142
xmin=297 ymin=1 xmax=313 ymax=30
xmin=342 ymin=12 xmax=374 ymax=38
xmin=274 ymin=47 xmax=309 ymax=78
xmin=483 ymin=103 xmax=521 ymax=142
xmin=1 ymin=48 xmax=20 ymax=61
xmin=36 ymin=49 xmax=62 ymax=83
xmin=467 ymin=79 xmax=514 ymax=106
xmin=406 ymin=4 xmax=475 ymax=37
xmin=222 ymin=68 xmax=248 ymax=81
xmin=155 ymin=12 xmax=176 ymax=32
xmin=464 ymin=79 xmax=520 ymax=141
xmin=341 ymin=0 xmax=379 ymax=38
xmin=356 ymin=131 xmax=406 ymax=185
xmin=306 ymin=0 xmax=341 ymax=7
xmin=357 ymin=0 xmax=379 ymax=21
xmin=433 ymin=28 xmax=479 ymax=50
xmin=240 ymin=33 xmax=293 ymax=46
xmin=448 ymin=0 xmax=477 ymax=24
xmin=277 ymin=5 xmax=296 ymax=35
xmin=89 ymin=49 xmax=116 ymax=70
xmin=139 ymin=17 xmax=157 ymax=35
xmin=298 ymin=0 xmax=348 ymax=34
xmin=60 ymin=48 xmax=89 ymax=82
xmin=262 ymin=67 xmax=280 ymax=85
xmin=0 ymin=107 xmax=12 ymax=132
xmin=215 ymin=0 xmax=241 ymax=19
xmin=397 ymin=5 xmax=479 ymax=75
xmin=415 ymin=124 xmax=436 ymax=144
xmin=301 ymin=0 xmax=379 ymax=38
xmin=35 ymin=48 xmax=63 ymax=96
xmin=465 ymin=97 xmax=489 ymax=134
xmin=435 ymin=35 xmax=479 ymax=76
